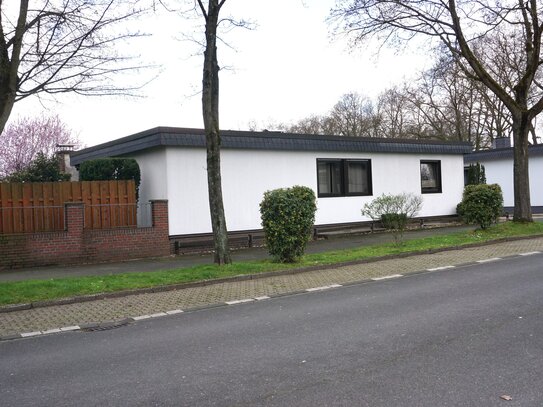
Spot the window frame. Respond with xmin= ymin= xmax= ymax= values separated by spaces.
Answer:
xmin=316 ymin=158 xmax=373 ymax=198
xmin=316 ymin=159 xmax=343 ymax=198
xmin=420 ymin=160 xmax=442 ymax=194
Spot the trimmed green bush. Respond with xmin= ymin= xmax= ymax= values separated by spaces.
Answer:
xmin=260 ymin=186 xmax=317 ymax=263
xmin=457 ymin=184 xmax=503 ymax=229
xmin=79 ymin=158 xmax=141 ymax=195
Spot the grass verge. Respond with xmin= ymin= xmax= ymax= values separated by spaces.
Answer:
xmin=1 ymin=222 xmax=543 ymax=306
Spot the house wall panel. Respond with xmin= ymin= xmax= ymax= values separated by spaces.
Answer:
xmin=158 ymin=148 xmax=464 ymax=236
xmin=476 ymin=156 xmax=543 ymax=208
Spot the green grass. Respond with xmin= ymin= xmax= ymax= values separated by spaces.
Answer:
xmin=1 ymin=222 xmax=543 ymax=306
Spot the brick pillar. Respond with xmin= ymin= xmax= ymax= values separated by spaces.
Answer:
xmin=150 ymin=200 xmax=168 ymax=230
xmin=65 ymin=203 xmax=84 ymax=234
xmin=150 ymin=200 xmax=170 ymax=255
xmin=64 ymin=202 xmax=84 ymax=260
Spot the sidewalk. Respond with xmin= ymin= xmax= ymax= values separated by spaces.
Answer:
xmin=0 ymin=224 xmax=473 ymax=282
xmin=2 ymin=234 xmax=543 ymax=340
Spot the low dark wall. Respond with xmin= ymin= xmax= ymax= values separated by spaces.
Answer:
xmin=0 ymin=201 xmax=170 ymax=270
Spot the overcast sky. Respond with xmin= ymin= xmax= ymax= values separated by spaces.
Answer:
xmin=12 ymin=0 xmax=431 ymax=148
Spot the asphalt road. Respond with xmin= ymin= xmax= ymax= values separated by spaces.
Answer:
xmin=1 ymin=254 xmax=543 ymax=406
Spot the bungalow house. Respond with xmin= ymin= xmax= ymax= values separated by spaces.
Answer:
xmin=464 ymin=137 xmax=543 ymax=213
xmin=71 ymin=127 xmax=471 ymax=247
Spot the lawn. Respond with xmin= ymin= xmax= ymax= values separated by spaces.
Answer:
xmin=1 ymin=222 xmax=543 ymax=306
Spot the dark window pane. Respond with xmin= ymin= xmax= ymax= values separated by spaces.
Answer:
xmin=330 ymin=163 xmax=342 ymax=194
xmin=317 ymin=162 xmax=331 ymax=194
xmin=317 ymin=161 xmax=342 ymax=195
xmin=346 ymin=161 xmax=369 ymax=194
xmin=421 ymin=161 xmax=441 ymax=193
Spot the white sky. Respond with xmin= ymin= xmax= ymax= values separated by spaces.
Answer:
xmin=12 ymin=0 xmax=431 ymax=148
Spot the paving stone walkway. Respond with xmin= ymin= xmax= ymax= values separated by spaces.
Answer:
xmin=2 ymin=237 xmax=543 ymax=338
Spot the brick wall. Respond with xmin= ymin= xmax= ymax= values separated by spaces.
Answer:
xmin=0 ymin=200 xmax=170 ymax=270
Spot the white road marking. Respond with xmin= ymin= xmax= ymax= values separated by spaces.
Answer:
xmin=149 ymin=312 xmax=168 ymax=318
xmin=41 ymin=328 xmax=62 ymax=335
xmin=60 ymin=326 xmax=80 ymax=331
xmin=225 ymin=299 xmax=255 ymax=305
xmin=427 ymin=266 xmax=455 ymax=271
xmin=165 ymin=309 xmax=184 ymax=315
xmin=477 ymin=257 xmax=502 ymax=263
xmin=519 ymin=251 xmax=541 ymax=256
xmin=133 ymin=315 xmax=152 ymax=321
xmin=255 ymin=296 xmax=270 ymax=301
xmin=305 ymin=284 xmax=342 ymax=292
xmin=371 ymin=274 xmax=403 ymax=281
xmin=20 ymin=332 xmax=41 ymax=338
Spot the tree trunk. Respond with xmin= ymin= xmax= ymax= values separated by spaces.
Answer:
xmin=0 ymin=0 xmax=27 ymax=134
xmin=0 ymin=88 xmax=16 ymax=134
xmin=202 ymin=0 xmax=231 ymax=265
xmin=512 ymin=113 xmax=532 ymax=222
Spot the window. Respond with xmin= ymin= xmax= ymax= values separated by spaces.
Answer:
xmin=420 ymin=160 xmax=442 ymax=193
xmin=317 ymin=159 xmax=372 ymax=197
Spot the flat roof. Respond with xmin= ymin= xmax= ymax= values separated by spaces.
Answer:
xmin=71 ymin=127 xmax=473 ymax=165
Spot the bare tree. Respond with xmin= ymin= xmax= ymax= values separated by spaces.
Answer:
xmin=331 ymin=0 xmax=543 ymax=222
xmin=376 ymin=86 xmax=409 ymax=138
xmin=329 ymin=92 xmax=379 ymax=137
xmin=0 ymin=1 xmax=147 ymax=134
xmin=0 ymin=114 xmax=79 ymax=178
xmin=197 ymin=0 xmax=231 ymax=265
xmin=384 ymin=50 xmax=513 ymax=148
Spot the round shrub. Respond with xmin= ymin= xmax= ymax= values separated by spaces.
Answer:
xmin=457 ymin=184 xmax=503 ymax=229
xmin=260 ymin=186 xmax=317 ymax=263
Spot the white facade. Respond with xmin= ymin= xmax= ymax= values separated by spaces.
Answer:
xmin=471 ymin=156 xmax=543 ymax=208
xmin=132 ymin=147 xmax=465 ymax=236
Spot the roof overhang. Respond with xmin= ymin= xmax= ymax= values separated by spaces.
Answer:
xmin=71 ymin=127 xmax=474 ymax=165
xmin=464 ymin=144 xmax=543 ymax=163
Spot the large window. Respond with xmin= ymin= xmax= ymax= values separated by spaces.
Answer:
xmin=317 ymin=159 xmax=372 ymax=197
xmin=420 ymin=160 xmax=442 ymax=193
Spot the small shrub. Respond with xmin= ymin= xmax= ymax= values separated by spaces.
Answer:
xmin=260 ymin=186 xmax=317 ymax=263
xmin=361 ymin=192 xmax=423 ymax=244
xmin=381 ymin=213 xmax=408 ymax=230
xmin=457 ymin=184 xmax=503 ymax=229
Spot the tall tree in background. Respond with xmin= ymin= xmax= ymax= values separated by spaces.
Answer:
xmin=197 ymin=0 xmax=231 ymax=265
xmin=0 ymin=114 xmax=79 ymax=178
xmin=275 ymin=92 xmax=380 ymax=137
xmin=331 ymin=0 xmax=543 ymax=222
xmin=376 ymin=86 xmax=411 ymax=139
xmin=329 ymin=92 xmax=379 ymax=137
xmin=0 ymin=0 xmax=146 ymax=134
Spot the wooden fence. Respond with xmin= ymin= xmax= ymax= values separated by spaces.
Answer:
xmin=0 ymin=180 xmax=137 ymax=234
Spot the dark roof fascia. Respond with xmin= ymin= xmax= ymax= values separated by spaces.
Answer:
xmin=71 ymin=127 xmax=473 ymax=165
xmin=464 ymin=144 xmax=543 ymax=163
